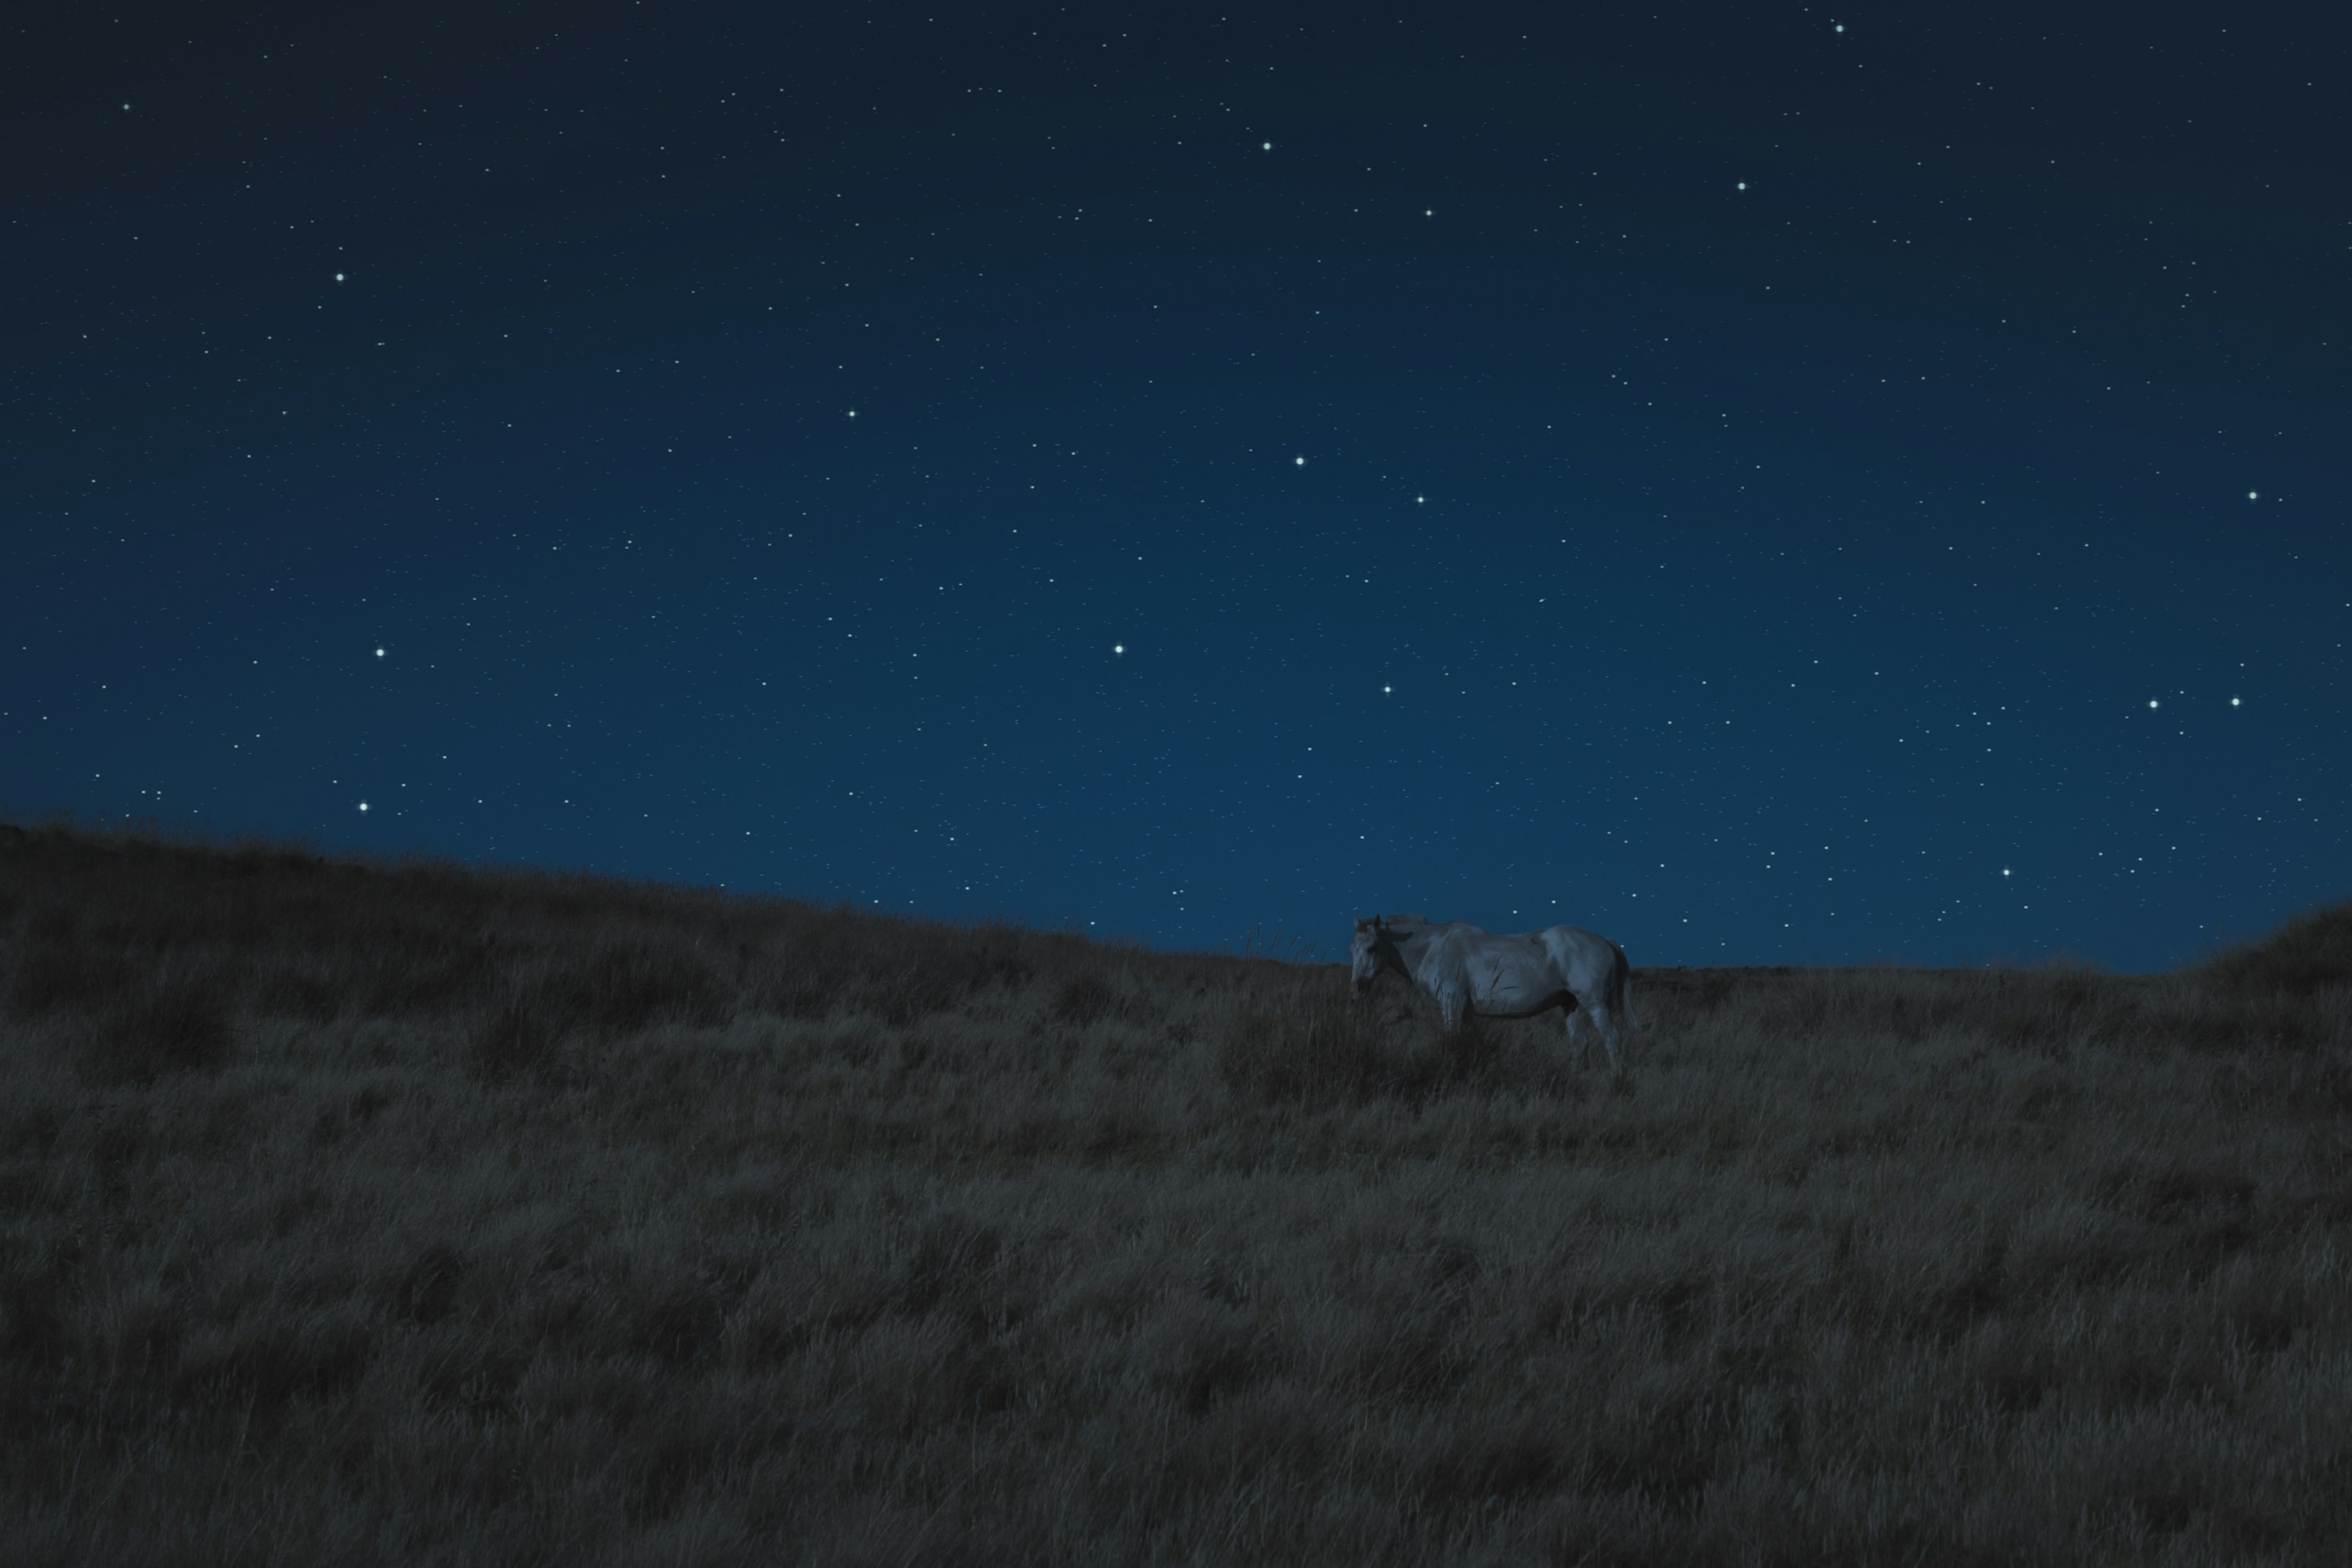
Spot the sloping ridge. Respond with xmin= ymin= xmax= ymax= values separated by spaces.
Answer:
xmin=2198 ymin=900 xmax=2352 ymax=995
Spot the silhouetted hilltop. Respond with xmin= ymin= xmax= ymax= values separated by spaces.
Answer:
xmin=3 ymin=819 xmax=2348 ymax=1076
xmin=2197 ymin=901 xmax=2352 ymax=997
xmin=0 ymin=819 xmax=1187 ymax=1084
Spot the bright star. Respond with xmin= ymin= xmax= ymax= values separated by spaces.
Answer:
xmin=1114 ymin=643 xmax=1125 ymax=655
xmin=358 ymin=802 xmax=369 ymax=812
xmin=2246 ymin=490 xmax=2258 ymax=501
xmin=2148 ymin=699 xmax=2159 ymax=709
xmin=334 ymin=272 xmax=345 ymax=282
xmin=2002 ymin=868 xmax=2011 ymax=877
xmin=2230 ymin=696 xmax=2242 ymax=706
xmin=1382 ymin=684 xmax=1392 ymax=694
xmin=1262 ymin=141 xmax=1272 ymax=151
xmin=1293 ymin=455 xmax=1306 ymax=466
xmin=846 ymin=409 xmax=857 ymax=418
xmin=1737 ymin=181 xmax=1747 ymax=190
xmin=1415 ymin=494 xmax=1425 ymax=503
xmin=374 ymin=647 xmax=385 ymax=658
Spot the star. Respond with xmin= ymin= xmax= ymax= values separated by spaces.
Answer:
xmin=2246 ymin=490 xmax=2258 ymax=500
xmin=374 ymin=647 xmax=386 ymax=658
xmin=1114 ymin=643 xmax=1125 ymax=655
xmin=1261 ymin=141 xmax=1272 ymax=151
xmin=358 ymin=802 xmax=370 ymax=812
xmin=847 ymin=409 xmax=857 ymax=418
xmin=2231 ymin=697 xmax=2242 ymax=706
xmin=1736 ymin=181 xmax=1747 ymax=190
xmin=1293 ymin=455 xmax=1306 ymax=466
xmin=334 ymin=272 xmax=345 ymax=282
xmin=1415 ymin=494 xmax=1425 ymax=503
xmin=2148 ymin=699 xmax=2159 ymax=710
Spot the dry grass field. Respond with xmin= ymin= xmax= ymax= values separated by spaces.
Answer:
xmin=3 ymin=822 xmax=2350 ymax=1566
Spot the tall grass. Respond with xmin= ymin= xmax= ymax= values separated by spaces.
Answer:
xmin=2 ymin=820 xmax=2349 ymax=1565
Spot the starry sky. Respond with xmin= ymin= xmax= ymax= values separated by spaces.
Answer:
xmin=7 ymin=3 xmax=2346 ymax=970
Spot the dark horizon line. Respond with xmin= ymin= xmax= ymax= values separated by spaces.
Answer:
xmin=1 ymin=809 xmax=2301 ymax=979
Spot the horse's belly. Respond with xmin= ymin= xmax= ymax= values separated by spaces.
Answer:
xmin=1447 ymin=944 xmax=1561 ymax=1018
xmin=1478 ymin=977 xmax=1569 ymax=1018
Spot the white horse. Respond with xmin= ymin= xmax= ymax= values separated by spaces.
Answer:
xmin=1350 ymin=913 xmax=1636 ymax=1074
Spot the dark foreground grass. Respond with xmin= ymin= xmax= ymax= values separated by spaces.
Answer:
xmin=3 ymin=822 xmax=2350 ymax=1565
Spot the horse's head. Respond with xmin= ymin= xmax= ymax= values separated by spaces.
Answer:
xmin=1349 ymin=916 xmax=1391 ymax=996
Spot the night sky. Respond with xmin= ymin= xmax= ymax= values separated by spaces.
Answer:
xmin=8 ymin=3 xmax=2346 ymax=970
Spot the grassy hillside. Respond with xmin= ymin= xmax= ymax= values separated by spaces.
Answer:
xmin=3 ymin=822 xmax=2349 ymax=1565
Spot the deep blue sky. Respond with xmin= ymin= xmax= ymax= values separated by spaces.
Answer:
xmin=7 ymin=2 xmax=2346 ymax=968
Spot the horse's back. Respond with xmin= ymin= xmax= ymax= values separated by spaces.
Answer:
xmin=1411 ymin=920 xmax=1626 ymax=1000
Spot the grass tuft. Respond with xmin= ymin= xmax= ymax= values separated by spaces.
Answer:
xmin=466 ymin=993 xmax=561 ymax=1084
xmin=75 ymin=963 xmax=236 ymax=1084
xmin=1215 ymin=980 xmax=1384 ymax=1104
xmin=1051 ymin=972 xmax=1122 ymax=1026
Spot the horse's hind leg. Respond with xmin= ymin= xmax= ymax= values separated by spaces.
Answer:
xmin=1562 ymin=1003 xmax=1596 ymax=1069
xmin=1586 ymin=1001 xmax=1626 ymax=1076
